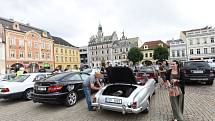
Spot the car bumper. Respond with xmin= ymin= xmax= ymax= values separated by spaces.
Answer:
xmin=0 ymin=92 xmax=24 ymax=99
xmin=92 ymin=103 xmax=143 ymax=114
xmin=185 ymin=76 xmax=214 ymax=82
xmin=32 ymin=92 xmax=68 ymax=104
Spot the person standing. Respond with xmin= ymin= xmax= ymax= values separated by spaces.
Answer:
xmin=165 ymin=60 xmax=185 ymax=121
xmin=83 ymin=72 xmax=102 ymax=111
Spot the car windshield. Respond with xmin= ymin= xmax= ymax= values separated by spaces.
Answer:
xmin=184 ymin=61 xmax=210 ymax=68
xmin=9 ymin=75 xmax=30 ymax=82
xmin=45 ymin=73 xmax=70 ymax=81
xmin=140 ymin=67 xmax=153 ymax=72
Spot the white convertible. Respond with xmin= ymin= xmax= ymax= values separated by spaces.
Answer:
xmin=92 ymin=67 xmax=156 ymax=114
xmin=0 ymin=73 xmax=51 ymax=100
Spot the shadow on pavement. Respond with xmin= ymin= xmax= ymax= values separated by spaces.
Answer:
xmin=0 ymin=98 xmax=24 ymax=105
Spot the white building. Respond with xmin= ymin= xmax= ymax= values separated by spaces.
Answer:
xmin=181 ymin=26 xmax=215 ymax=60
xmin=167 ymin=39 xmax=187 ymax=62
xmin=88 ymin=24 xmax=140 ymax=67
xmin=79 ymin=46 xmax=89 ymax=66
xmin=0 ymin=24 xmax=6 ymax=74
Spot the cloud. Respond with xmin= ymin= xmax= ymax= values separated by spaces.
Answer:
xmin=0 ymin=0 xmax=215 ymax=46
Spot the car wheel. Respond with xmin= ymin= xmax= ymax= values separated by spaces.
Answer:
xmin=206 ymin=80 xmax=214 ymax=85
xmin=24 ymin=89 xmax=33 ymax=100
xmin=143 ymin=99 xmax=150 ymax=113
xmin=64 ymin=91 xmax=78 ymax=107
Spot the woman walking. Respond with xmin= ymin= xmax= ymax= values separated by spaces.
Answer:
xmin=165 ymin=60 xmax=185 ymax=121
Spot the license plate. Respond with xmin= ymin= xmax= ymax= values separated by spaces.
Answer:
xmin=37 ymin=87 xmax=46 ymax=91
xmin=105 ymin=97 xmax=122 ymax=104
xmin=192 ymin=70 xmax=203 ymax=73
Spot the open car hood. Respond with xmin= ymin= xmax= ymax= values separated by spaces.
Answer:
xmin=108 ymin=67 xmax=137 ymax=84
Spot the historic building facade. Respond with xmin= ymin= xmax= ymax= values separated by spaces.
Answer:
xmin=167 ymin=39 xmax=187 ymax=62
xmin=140 ymin=40 xmax=169 ymax=63
xmin=0 ymin=17 xmax=54 ymax=73
xmin=79 ymin=46 xmax=89 ymax=66
xmin=53 ymin=36 xmax=80 ymax=70
xmin=88 ymin=24 xmax=140 ymax=67
xmin=180 ymin=26 xmax=215 ymax=60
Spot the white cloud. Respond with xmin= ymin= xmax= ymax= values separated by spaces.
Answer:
xmin=0 ymin=0 xmax=215 ymax=46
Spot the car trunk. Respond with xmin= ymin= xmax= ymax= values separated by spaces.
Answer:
xmin=34 ymin=81 xmax=58 ymax=94
xmin=101 ymin=67 xmax=138 ymax=98
xmin=102 ymin=84 xmax=137 ymax=98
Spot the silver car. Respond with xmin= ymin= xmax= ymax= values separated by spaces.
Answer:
xmin=92 ymin=67 xmax=156 ymax=114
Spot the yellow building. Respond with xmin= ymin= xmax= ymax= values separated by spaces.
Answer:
xmin=53 ymin=36 xmax=80 ymax=70
xmin=140 ymin=40 xmax=169 ymax=63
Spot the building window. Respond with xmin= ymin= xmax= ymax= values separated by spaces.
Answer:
xmin=102 ymin=45 xmax=103 ymax=49
xmin=65 ymin=57 xmax=67 ymax=62
xmin=47 ymin=44 xmax=51 ymax=50
xmin=107 ymin=57 xmax=109 ymax=60
xmin=126 ymin=48 xmax=128 ymax=51
xmin=70 ymin=57 xmax=72 ymax=62
xmin=115 ymin=56 xmax=117 ymax=59
xmin=107 ymin=50 xmax=109 ymax=54
xmin=102 ymin=51 xmax=104 ymax=54
xmin=35 ymin=52 xmax=39 ymax=59
xmin=204 ymin=48 xmax=208 ymax=54
xmin=211 ymin=47 xmax=215 ymax=53
xmin=42 ymin=42 xmax=45 ymax=49
xmin=150 ymin=53 xmax=152 ymax=57
xmin=34 ymin=42 xmax=38 ymax=49
xmin=190 ymin=39 xmax=193 ymax=45
xmin=65 ymin=49 xmax=67 ymax=54
xmin=182 ymin=50 xmax=185 ymax=57
xmin=144 ymin=45 xmax=148 ymax=49
xmin=28 ymin=41 xmax=32 ymax=48
xmin=19 ymin=51 xmax=24 ymax=58
xmin=19 ymin=40 xmax=24 ymax=47
xmin=120 ymin=49 xmax=122 ymax=52
xmin=61 ymin=49 xmax=63 ymax=53
xmin=211 ymin=37 xmax=214 ymax=43
xmin=197 ymin=39 xmax=200 ymax=44
xmin=10 ymin=37 xmax=16 ymax=46
xmin=96 ymin=51 xmax=97 ymax=55
xmin=203 ymin=38 xmax=207 ymax=44
xmin=69 ymin=50 xmax=71 ymax=54
xmin=177 ymin=50 xmax=180 ymax=57
xmin=10 ymin=50 xmax=15 ymax=58
xmin=197 ymin=49 xmax=200 ymax=54
xmin=115 ymin=49 xmax=117 ymax=53
xmin=92 ymin=52 xmax=93 ymax=55
xmin=47 ymin=54 xmax=50 ymax=59
xmin=42 ymin=53 xmax=45 ymax=59
xmin=61 ymin=56 xmax=63 ymax=62
xmin=190 ymin=49 xmax=193 ymax=55
xmin=145 ymin=53 xmax=148 ymax=58
xmin=119 ymin=56 xmax=121 ymax=59
xmin=56 ymin=56 xmax=58 ymax=62
xmin=172 ymin=51 xmax=175 ymax=57
xmin=56 ymin=48 xmax=58 ymax=53
xmin=28 ymin=52 xmax=32 ymax=58
xmin=123 ymin=55 xmax=126 ymax=59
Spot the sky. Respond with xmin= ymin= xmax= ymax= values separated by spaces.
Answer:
xmin=0 ymin=0 xmax=215 ymax=47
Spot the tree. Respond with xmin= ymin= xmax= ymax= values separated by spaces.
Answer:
xmin=128 ymin=47 xmax=143 ymax=65
xmin=153 ymin=46 xmax=169 ymax=62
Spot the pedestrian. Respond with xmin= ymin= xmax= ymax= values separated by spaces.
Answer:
xmin=83 ymin=72 xmax=102 ymax=111
xmin=165 ymin=60 xmax=185 ymax=121
xmin=16 ymin=67 xmax=25 ymax=77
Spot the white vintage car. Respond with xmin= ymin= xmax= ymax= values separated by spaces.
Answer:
xmin=0 ymin=73 xmax=51 ymax=100
xmin=92 ymin=67 xmax=156 ymax=114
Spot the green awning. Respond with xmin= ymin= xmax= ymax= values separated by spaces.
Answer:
xmin=44 ymin=63 xmax=50 ymax=67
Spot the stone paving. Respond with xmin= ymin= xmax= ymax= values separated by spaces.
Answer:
xmin=0 ymin=82 xmax=215 ymax=121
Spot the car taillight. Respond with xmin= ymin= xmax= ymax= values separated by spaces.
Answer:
xmin=1 ymin=88 xmax=10 ymax=92
xmin=48 ymin=85 xmax=63 ymax=93
xmin=131 ymin=101 xmax=137 ymax=109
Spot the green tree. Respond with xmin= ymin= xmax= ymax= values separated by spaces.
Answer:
xmin=153 ymin=46 xmax=169 ymax=61
xmin=128 ymin=47 xmax=143 ymax=65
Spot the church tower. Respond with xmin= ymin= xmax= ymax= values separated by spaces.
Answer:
xmin=97 ymin=23 xmax=103 ymax=37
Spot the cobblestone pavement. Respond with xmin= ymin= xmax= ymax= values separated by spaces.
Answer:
xmin=0 ymin=82 xmax=215 ymax=121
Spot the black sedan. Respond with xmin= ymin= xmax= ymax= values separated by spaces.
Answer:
xmin=32 ymin=72 xmax=90 ymax=106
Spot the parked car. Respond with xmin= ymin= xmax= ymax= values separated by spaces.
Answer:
xmin=182 ymin=61 xmax=214 ymax=85
xmin=139 ymin=66 xmax=158 ymax=83
xmin=0 ymin=73 xmax=51 ymax=100
xmin=0 ymin=73 xmax=16 ymax=82
xmin=32 ymin=72 xmax=90 ymax=106
xmin=92 ymin=67 xmax=156 ymax=114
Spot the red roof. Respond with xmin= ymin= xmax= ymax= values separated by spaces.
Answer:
xmin=140 ymin=40 xmax=169 ymax=50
